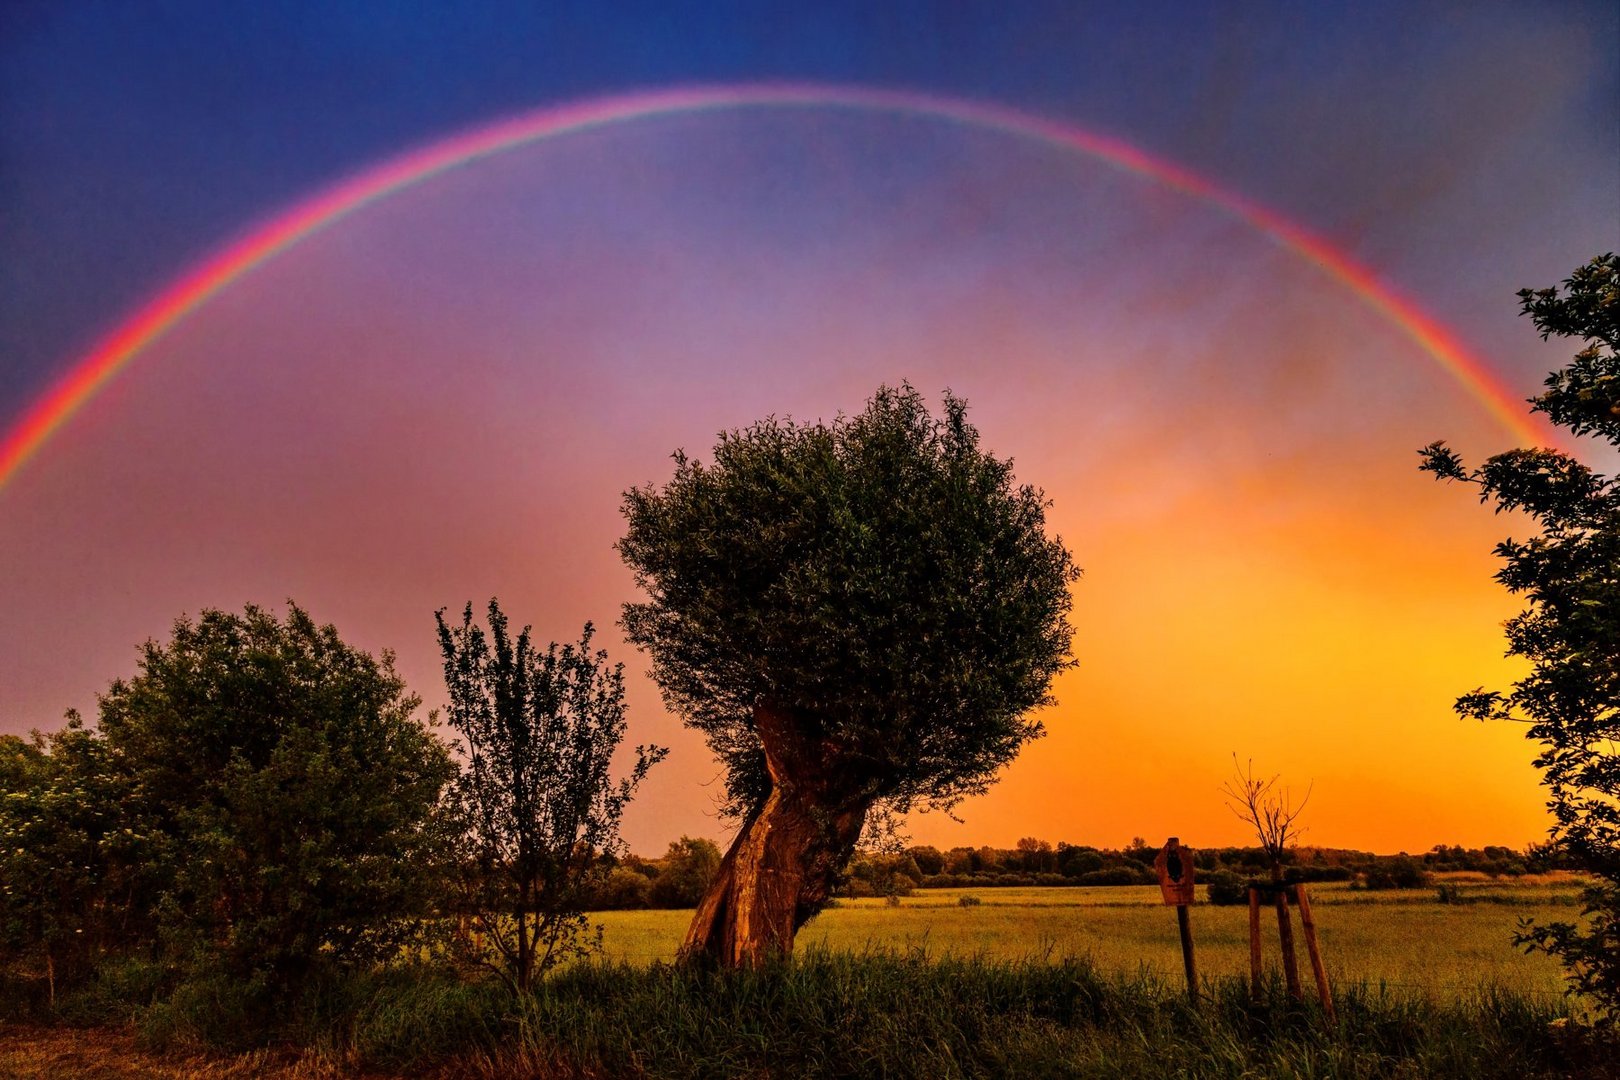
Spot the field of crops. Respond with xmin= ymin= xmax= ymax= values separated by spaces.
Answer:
xmin=592 ymin=875 xmax=1585 ymax=1002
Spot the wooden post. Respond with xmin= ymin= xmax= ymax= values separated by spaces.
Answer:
xmin=1247 ymin=886 xmax=1262 ymax=1001
xmin=1176 ymin=903 xmax=1198 ymax=1002
xmin=1273 ymin=883 xmax=1302 ymax=1000
xmin=1154 ymin=838 xmax=1199 ymax=1003
xmin=1292 ymin=884 xmax=1335 ymax=1020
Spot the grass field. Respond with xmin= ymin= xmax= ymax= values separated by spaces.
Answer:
xmin=591 ymin=876 xmax=1584 ymax=1003
xmin=3 ymin=875 xmax=1601 ymax=1078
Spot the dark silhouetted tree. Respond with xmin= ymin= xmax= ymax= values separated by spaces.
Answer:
xmin=1221 ymin=755 xmax=1311 ymax=883
xmin=618 ymin=384 xmax=1079 ymax=965
xmin=437 ymin=601 xmax=665 ymax=991
xmin=1420 ymin=253 xmax=1620 ymax=1022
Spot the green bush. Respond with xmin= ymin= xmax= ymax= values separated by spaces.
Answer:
xmin=1205 ymin=870 xmax=1249 ymax=906
xmin=593 ymin=867 xmax=654 ymax=910
xmin=1364 ymin=856 xmax=1433 ymax=890
xmin=1076 ymin=865 xmax=1154 ymax=887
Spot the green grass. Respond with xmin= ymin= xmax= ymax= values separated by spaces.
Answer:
xmin=27 ymin=876 xmax=1609 ymax=1077
xmin=331 ymin=951 xmax=1596 ymax=1079
xmin=589 ymin=880 xmax=1579 ymax=1004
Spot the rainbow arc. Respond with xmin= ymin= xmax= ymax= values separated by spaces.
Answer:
xmin=0 ymin=84 xmax=1561 ymax=491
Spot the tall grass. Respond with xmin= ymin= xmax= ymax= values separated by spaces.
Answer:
xmin=24 ymin=880 xmax=1613 ymax=1076
xmin=308 ymin=950 xmax=1596 ymax=1078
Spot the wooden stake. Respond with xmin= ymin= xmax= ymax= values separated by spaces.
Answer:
xmin=1247 ymin=886 xmax=1262 ymax=1001
xmin=1292 ymin=884 xmax=1335 ymax=1020
xmin=1176 ymin=903 xmax=1198 ymax=1002
xmin=1273 ymin=884 xmax=1302 ymax=1000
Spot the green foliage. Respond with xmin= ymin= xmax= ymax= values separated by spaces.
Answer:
xmin=1076 ymin=866 xmax=1155 ymax=887
xmin=648 ymin=836 xmax=722 ymax=908
xmin=843 ymin=851 xmax=922 ymax=899
xmin=594 ymin=867 xmax=654 ymax=910
xmin=1204 ymin=869 xmax=1248 ymax=906
xmin=910 ymin=845 xmax=946 ymax=876
xmin=436 ymin=600 xmax=665 ymax=991
xmin=90 ymin=603 xmax=455 ymax=993
xmin=618 ymin=383 xmax=1080 ymax=820
xmin=1421 ymin=254 xmax=1620 ymax=1021
xmin=0 ymin=724 xmax=149 ymax=999
xmin=1363 ymin=856 xmax=1433 ymax=891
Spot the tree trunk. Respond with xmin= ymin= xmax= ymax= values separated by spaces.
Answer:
xmin=681 ymin=703 xmax=870 ymax=967
xmin=1271 ymin=866 xmax=1302 ymax=1000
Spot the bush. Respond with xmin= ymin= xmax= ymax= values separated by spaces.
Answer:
xmin=649 ymin=837 xmax=723 ymax=908
xmin=91 ymin=603 xmax=454 ymax=994
xmin=1205 ymin=870 xmax=1248 ymax=906
xmin=957 ymin=895 xmax=982 ymax=907
xmin=594 ymin=867 xmax=653 ymax=910
xmin=1364 ymin=856 xmax=1433 ymax=890
xmin=1077 ymin=866 xmax=1154 ymax=887
xmin=1061 ymin=849 xmax=1105 ymax=876
xmin=1285 ymin=865 xmax=1354 ymax=884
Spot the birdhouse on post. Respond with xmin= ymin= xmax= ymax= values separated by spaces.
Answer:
xmin=1154 ymin=837 xmax=1197 ymax=906
xmin=1154 ymin=836 xmax=1199 ymax=1001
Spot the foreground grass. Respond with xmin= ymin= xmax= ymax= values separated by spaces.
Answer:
xmin=8 ymin=879 xmax=1607 ymax=1078
xmin=144 ymin=951 xmax=1600 ymax=1079
xmin=0 ymin=1025 xmax=357 ymax=1080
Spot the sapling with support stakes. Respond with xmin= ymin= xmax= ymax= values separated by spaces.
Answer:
xmin=1221 ymin=755 xmax=1332 ymax=1016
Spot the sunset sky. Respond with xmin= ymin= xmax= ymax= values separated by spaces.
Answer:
xmin=2 ymin=2 xmax=1616 ymax=856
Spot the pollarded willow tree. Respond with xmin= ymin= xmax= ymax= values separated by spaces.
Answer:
xmin=618 ymin=384 xmax=1080 ymax=965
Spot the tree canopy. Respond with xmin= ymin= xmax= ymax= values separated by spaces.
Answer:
xmin=1421 ymin=253 xmax=1620 ymax=1020
xmin=619 ymin=383 xmax=1079 ymax=963
xmin=620 ymin=383 xmax=1079 ymax=820
xmin=436 ymin=601 xmax=664 ymax=991
xmin=94 ymin=603 xmax=454 ymax=991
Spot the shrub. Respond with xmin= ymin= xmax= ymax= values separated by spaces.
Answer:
xmin=1364 ymin=856 xmax=1432 ymax=890
xmin=1205 ymin=870 xmax=1249 ymax=906
xmin=594 ymin=867 xmax=654 ymax=910
xmin=1077 ymin=866 xmax=1154 ymax=887
xmin=649 ymin=837 xmax=723 ymax=908
xmin=88 ymin=603 xmax=455 ymax=995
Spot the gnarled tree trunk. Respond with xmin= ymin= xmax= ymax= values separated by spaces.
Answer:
xmin=680 ymin=703 xmax=870 ymax=966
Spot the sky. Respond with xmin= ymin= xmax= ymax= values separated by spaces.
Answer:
xmin=1 ymin=1 xmax=1617 ymax=856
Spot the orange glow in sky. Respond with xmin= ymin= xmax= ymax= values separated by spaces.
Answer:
xmin=0 ymin=108 xmax=1571 ymax=856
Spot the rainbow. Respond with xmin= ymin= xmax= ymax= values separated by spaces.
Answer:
xmin=0 ymin=84 xmax=1562 ymax=491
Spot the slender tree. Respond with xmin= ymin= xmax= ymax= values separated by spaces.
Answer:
xmin=1221 ymin=755 xmax=1311 ymax=882
xmin=1420 ymin=253 xmax=1620 ymax=1021
xmin=437 ymin=601 xmax=665 ymax=991
xmin=619 ymin=384 xmax=1079 ymax=965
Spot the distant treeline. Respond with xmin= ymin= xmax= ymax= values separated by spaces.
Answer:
xmin=582 ymin=837 xmax=1571 ymax=910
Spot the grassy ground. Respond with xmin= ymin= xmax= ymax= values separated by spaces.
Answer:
xmin=592 ymin=877 xmax=1581 ymax=1003
xmin=0 ymin=1025 xmax=358 ymax=1079
xmin=4 ymin=876 xmax=1605 ymax=1078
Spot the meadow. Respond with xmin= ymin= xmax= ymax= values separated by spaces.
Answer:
xmin=2 ymin=875 xmax=1604 ymax=1079
xmin=594 ymin=877 xmax=1583 ymax=1003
